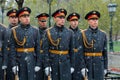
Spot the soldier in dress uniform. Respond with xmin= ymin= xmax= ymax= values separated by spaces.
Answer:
xmin=0 ymin=23 xmax=7 ymax=80
xmin=6 ymin=9 xmax=18 ymax=28
xmin=35 ymin=13 xmax=49 ymax=80
xmin=44 ymin=8 xmax=75 ymax=80
xmin=4 ymin=8 xmax=18 ymax=80
xmin=82 ymin=10 xmax=108 ymax=80
xmin=10 ymin=7 xmax=40 ymax=80
xmin=67 ymin=12 xmax=86 ymax=80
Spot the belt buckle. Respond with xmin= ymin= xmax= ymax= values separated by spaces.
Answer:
xmin=60 ymin=51 xmax=62 ymax=55
xmin=93 ymin=53 xmax=96 ymax=56
xmin=24 ymin=49 xmax=28 ymax=53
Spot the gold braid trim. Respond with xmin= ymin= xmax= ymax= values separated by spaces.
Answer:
xmin=12 ymin=28 xmax=26 ymax=46
xmin=81 ymin=30 xmax=93 ymax=48
xmin=46 ymin=28 xmax=61 ymax=47
xmin=40 ymin=40 xmax=42 ymax=48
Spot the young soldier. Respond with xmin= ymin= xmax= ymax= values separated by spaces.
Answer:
xmin=10 ymin=7 xmax=40 ymax=80
xmin=44 ymin=8 xmax=75 ymax=80
xmin=6 ymin=9 xmax=18 ymax=28
xmin=82 ymin=10 xmax=108 ymax=80
xmin=4 ymin=8 xmax=18 ymax=80
xmin=0 ymin=23 xmax=7 ymax=80
xmin=35 ymin=13 xmax=49 ymax=80
xmin=67 ymin=12 xmax=86 ymax=80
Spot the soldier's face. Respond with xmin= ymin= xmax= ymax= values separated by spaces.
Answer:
xmin=88 ymin=18 xmax=98 ymax=29
xmin=38 ymin=20 xmax=47 ymax=28
xmin=54 ymin=16 xmax=65 ymax=27
xmin=19 ymin=14 xmax=30 ymax=25
xmin=69 ymin=20 xmax=79 ymax=29
xmin=9 ymin=16 xmax=18 ymax=26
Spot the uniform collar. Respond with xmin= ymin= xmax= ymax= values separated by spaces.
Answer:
xmin=89 ymin=26 xmax=98 ymax=33
xmin=69 ymin=26 xmax=78 ymax=32
xmin=9 ymin=24 xmax=15 ymax=29
xmin=54 ymin=24 xmax=64 ymax=31
xmin=20 ymin=23 xmax=30 ymax=29
xmin=39 ymin=26 xmax=47 ymax=31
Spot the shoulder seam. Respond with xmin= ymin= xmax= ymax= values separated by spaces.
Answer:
xmin=0 ymin=23 xmax=7 ymax=28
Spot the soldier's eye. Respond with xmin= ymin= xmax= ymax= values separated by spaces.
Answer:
xmin=20 ymin=14 xmax=30 ymax=17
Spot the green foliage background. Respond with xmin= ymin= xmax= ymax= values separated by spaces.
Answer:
xmin=1 ymin=0 xmax=120 ymax=41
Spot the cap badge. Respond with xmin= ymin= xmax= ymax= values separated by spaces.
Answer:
xmin=13 ymin=10 xmax=16 ymax=12
xmin=73 ymin=13 xmax=76 ymax=15
xmin=93 ymin=11 xmax=96 ymax=14
xmin=61 ymin=9 xmax=64 ymax=12
xmin=42 ymin=14 xmax=45 ymax=16
xmin=24 ymin=7 xmax=27 ymax=10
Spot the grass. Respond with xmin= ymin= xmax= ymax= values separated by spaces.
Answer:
xmin=113 ymin=41 xmax=120 ymax=52
xmin=108 ymin=41 xmax=120 ymax=52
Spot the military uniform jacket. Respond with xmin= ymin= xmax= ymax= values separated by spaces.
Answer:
xmin=35 ymin=27 xmax=47 ymax=80
xmin=83 ymin=27 xmax=108 ymax=80
xmin=5 ymin=25 xmax=15 ymax=65
xmin=44 ymin=24 xmax=75 ymax=80
xmin=0 ymin=23 xmax=7 ymax=65
xmin=69 ymin=27 xmax=85 ymax=68
xmin=0 ymin=23 xmax=7 ymax=80
xmin=10 ymin=23 xmax=40 ymax=66
xmin=38 ymin=27 xmax=47 ymax=67
xmin=5 ymin=24 xmax=15 ymax=80
xmin=10 ymin=23 xmax=40 ymax=80
xmin=69 ymin=27 xmax=85 ymax=80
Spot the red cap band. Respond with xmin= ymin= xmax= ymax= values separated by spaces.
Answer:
xmin=88 ymin=14 xmax=98 ymax=19
xmin=19 ymin=11 xmax=29 ymax=17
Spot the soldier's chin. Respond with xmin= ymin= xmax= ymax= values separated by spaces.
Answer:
xmin=25 ymin=22 xmax=30 ymax=25
xmin=60 ymin=24 xmax=64 ymax=26
xmin=12 ymin=23 xmax=17 ymax=26
xmin=61 ymin=25 xmax=64 ymax=27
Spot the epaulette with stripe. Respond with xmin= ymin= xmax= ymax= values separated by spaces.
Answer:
xmin=100 ymin=29 xmax=106 ymax=34
xmin=46 ymin=27 xmax=53 ymax=31
xmin=11 ymin=26 xmax=18 ymax=30
xmin=0 ymin=23 xmax=7 ymax=28
xmin=81 ymin=29 xmax=87 ymax=32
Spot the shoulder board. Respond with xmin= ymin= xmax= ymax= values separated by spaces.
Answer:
xmin=68 ymin=28 xmax=73 ymax=32
xmin=100 ymin=29 xmax=106 ymax=33
xmin=66 ymin=27 xmax=69 ymax=29
xmin=0 ymin=23 xmax=7 ymax=28
xmin=11 ymin=26 xmax=18 ymax=30
xmin=80 ymin=29 xmax=84 ymax=31
xmin=32 ymin=26 xmax=36 ymax=28
xmin=46 ymin=27 xmax=52 ymax=31
xmin=32 ymin=26 xmax=38 ymax=29
xmin=80 ymin=29 xmax=82 ymax=31
xmin=81 ymin=29 xmax=87 ymax=32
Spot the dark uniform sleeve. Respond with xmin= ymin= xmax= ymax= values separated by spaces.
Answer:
xmin=34 ymin=29 xmax=41 ymax=67
xmin=43 ymin=31 xmax=50 ymax=68
xmin=2 ymin=28 xmax=8 ymax=67
xmin=69 ymin=31 xmax=75 ymax=68
xmin=103 ymin=33 xmax=108 ymax=69
xmin=10 ymin=29 xmax=17 ymax=67
xmin=79 ymin=32 xmax=86 ymax=69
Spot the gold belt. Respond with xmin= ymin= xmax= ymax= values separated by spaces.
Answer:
xmin=0 ymin=48 xmax=1 ymax=51
xmin=16 ymin=48 xmax=34 ymax=53
xmin=85 ymin=52 xmax=102 ymax=57
xmin=49 ymin=50 xmax=68 ymax=55
xmin=74 ymin=48 xmax=78 ymax=53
